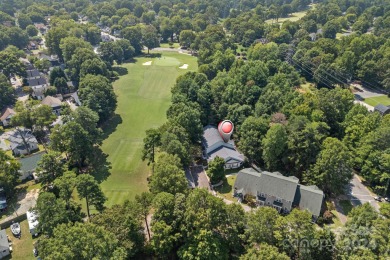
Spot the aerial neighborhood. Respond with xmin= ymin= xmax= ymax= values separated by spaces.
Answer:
xmin=0 ymin=0 xmax=390 ymax=259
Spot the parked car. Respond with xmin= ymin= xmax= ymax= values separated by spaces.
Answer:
xmin=374 ymin=196 xmax=382 ymax=202
xmin=384 ymin=197 xmax=389 ymax=202
xmin=0 ymin=188 xmax=7 ymax=212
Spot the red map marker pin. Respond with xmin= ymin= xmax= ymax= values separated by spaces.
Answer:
xmin=218 ymin=120 xmax=234 ymax=143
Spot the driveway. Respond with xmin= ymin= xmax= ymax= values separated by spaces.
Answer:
xmin=0 ymin=189 xmax=39 ymax=225
xmin=346 ymin=174 xmax=380 ymax=212
xmin=189 ymin=166 xmax=211 ymax=191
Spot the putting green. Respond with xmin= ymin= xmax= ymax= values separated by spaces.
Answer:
xmin=154 ymin=56 xmax=181 ymax=67
xmin=99 ymin=52 xmax=198 ymax=207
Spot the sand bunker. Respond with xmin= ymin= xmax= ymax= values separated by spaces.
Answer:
xmin=179 ymin=64 xmax=189 ymax=69
xmin=143 ymin=61 xmax=152 ymax=66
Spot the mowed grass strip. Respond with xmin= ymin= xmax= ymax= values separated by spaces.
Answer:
xmin=364 ymin=95 xmax=390 ymax=107
xmin=100 ymin=52 xmax=198 ymax=207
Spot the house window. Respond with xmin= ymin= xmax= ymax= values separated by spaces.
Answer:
xmin=275 ymin=198 xmax=282 ymax=203
xmin=259 ymin=193 xmax=265 ymax=198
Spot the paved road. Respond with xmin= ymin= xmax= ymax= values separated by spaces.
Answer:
xmin=346 ymin=174 xmax=380 ymax=211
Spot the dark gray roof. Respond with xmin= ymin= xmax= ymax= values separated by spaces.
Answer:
xmin=293 ymin=185 xmax=324 ymax=218
xmin=26 ymin=69 xmax=40 ymax=78
xmin=28 ymin=77 xmax=47 ymax=87
xmin=0 ymin=229 xmax=8 ymax=250
xmin=202 ymin=125 xmax=244 ymax=163
xmin=234 ymin=168 xmax=324 ymax=217
xmin=374 ymin=104 xmax=390 ymax=114
xmin=234 ymin=168 xmax=299 ymax=203
xmin=18 ymin=152 xmax=45 ymax=173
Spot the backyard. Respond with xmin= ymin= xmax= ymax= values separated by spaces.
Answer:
xmin=364 ymin=95 xmax=390 ymax=107
xmin=214 ymin=175 xmax=238 ymax=202
xmin=100 ymin=51 xmax=198 ymax=207
xmin=5 ymin=219 xmax=37 ymax=260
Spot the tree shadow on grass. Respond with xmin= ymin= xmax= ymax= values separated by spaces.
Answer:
xmin=112 ymin=67 xmax=128 ymax=76
xmin=142 ymin=53 xmax=162 ymax=58
xmin=88 ymin=147 xmax=111 ymax=183
xmin=101 ymin=113 xmax=122 ymax=140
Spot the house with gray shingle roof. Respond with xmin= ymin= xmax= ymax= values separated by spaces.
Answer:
xmin=0 ymin=229 xmax=10 ymax=259
xmin=234 ymin=168 xmax=324 ymax=221
xmin=374 ymin=104 xmax=390 ymax=116
xmin=7 ymin=128 xmax=39 ymax=156
xmin=202 ymin=125 xmax=245 ymax=169
xmin=18 ymin=151 xmax=44 ymax=180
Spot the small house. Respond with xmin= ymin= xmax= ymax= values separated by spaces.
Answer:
xmin=31 ymin=85 xmax=48 ymax=100
xmin=18 ymin=152 xmax=44 ymax=181
xmin=374 ymin=104 xmax=390 ymax=116
xmin=27 ymin=210 xmax=39 ymax=236
xmin=0 ymin=107 xmax=16 ymax=127
xmin=41 ymin=96 xmax=62 ymax=116
xmin=34 ymin=23 xmax=47 ymax=34
xmin=0 ymin=230 xmax=10 ymax=259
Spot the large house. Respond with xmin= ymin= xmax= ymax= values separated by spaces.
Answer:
xmin=234 ymin=168 xmax=324 ymax=221
xmin=0 ymin=107 xmax=16 ymax=127
xmin=7 ymin=128 xmax=39 ymax=156
xmin=202 ymin=125 xmax=245 ymax=169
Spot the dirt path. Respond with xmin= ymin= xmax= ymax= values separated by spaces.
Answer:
xmin=0 ymin=189 xmax=39 ymax=225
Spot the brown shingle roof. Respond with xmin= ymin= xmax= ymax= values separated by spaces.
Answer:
xmin=0 ymin=107 xmax=16 ymax=121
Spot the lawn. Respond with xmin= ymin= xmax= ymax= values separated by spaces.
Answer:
xmin=6 ymin=220 xmax=37 ymax=260
xmin=100 ymin=51 xmax=198 ymax=207
xmin=159 ymin=42 xmax=180 ymax=49
xmin=339 ymin=200 xmax=353 ymax=216
xmin=265 ymin=4 xmax=316 ymax=25
xmin=214 ymin=175 xmax=238 ymax=202
xmin=364 ymin=95 xmax=390 ymax=107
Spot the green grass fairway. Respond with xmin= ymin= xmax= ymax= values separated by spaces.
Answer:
xmin=265 ymin=4 xmax=316 ymax=25
xmin=364 ymin=95 xmax=390 ymax=107
xmin=100 ymin=52 xmax=198 ymax=207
